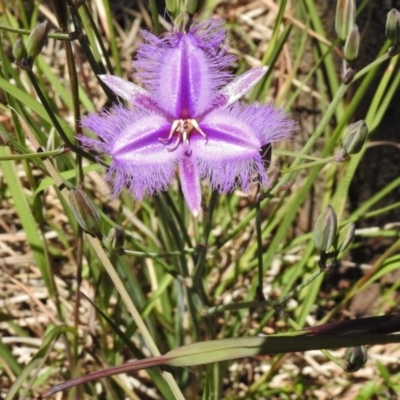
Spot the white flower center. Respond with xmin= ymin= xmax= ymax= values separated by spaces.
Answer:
xmin=159 ymin=119 xmax=208 ymax=155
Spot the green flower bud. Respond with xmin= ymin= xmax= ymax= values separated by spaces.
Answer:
xmin=313 ymin=205 xmax=338 ymax=252
xmin=344 ymin=25 xmax=360 ymax=61
xmin=337 ymin=223 xmax=355 ymax=253
xmin=26 ymin=21 xmax=49 ymax=60
xmin=344 ymin=346 xmax=368 ymax=372
xmin=187 ymin=0 xmax=206 ymax=15
xmin=12 ymin=37 xmax=27 ymax=63
xmin=386 ymin=9 xmax=400 ymax=44
xmin=341 ymin=120 xmax=368 ymax=156
xmin=335 ymin=0 xmax=356 ymax=41
xmin=166 ymin=0 xmax=183 ymax=17
xmin=70 ymin=187 xmax=101 ymax=236
xmin=103 ymin=226 xmax=125 ymax=255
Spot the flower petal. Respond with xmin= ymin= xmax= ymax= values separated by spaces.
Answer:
xmin=186 ymin=110 xmax=263 ymax=192
xmin=217 ymin=67 xmax=268 ymax=109
xmin=81 ymin=107 xmax=182 ymax=199
xmin=179 ymin=156 xmax=202 ymax=216
xmin=98 ymin=75 xmax=163 ymax=113
xmin=134 ymin=20 xmax=235 ymax=118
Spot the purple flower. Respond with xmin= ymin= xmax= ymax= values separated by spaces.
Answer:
xmin=81 ymin=18 xmax=295 ymax=216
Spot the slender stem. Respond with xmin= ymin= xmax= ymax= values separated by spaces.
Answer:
xmin=282 ymin=156 xmax=336 ymax=174
xmin=255 ymin=199 xmax=264 ymax=297
xmin=204 ymin=269 xmax=323 ymax=315
xmin=0 ymin=147 xmax=68 ymax=160
xmin=26 ymin=70 xmax=98 ymax=163
xmin=274 ymin=269 xmax=323 ymax=306
xmin=123 ymin=248 xmax=196 ymax=258
xmin=0 ymin=24 xmax=72 ymax=39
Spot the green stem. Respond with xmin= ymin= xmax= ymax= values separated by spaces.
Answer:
xmin=26 ymin=70 xmax=97 ymax=163
xmin=0 ymin=24 xmax=74 ymax=40
xmin=0 ymin=147 xmax=67 ymax=160
xmin=123 ymin=248 xmax=196 ymax=258
xmin=282 ymin=156 xmax=336 ymax=174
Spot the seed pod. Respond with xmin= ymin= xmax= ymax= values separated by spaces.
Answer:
xmin=70 ymin=187 xmax=101 ymax=236
xmin=386 ymin=9 xmax=400 ymax=44
xmin=344 ymin=346 xmax=368 ymax=372
xmin=313 ymin=205 xmax=338 ymax=252
xmin=341 ymin=120 xmax=368 ymax=156
xmin=344 ymin=25 xmax=360 ymax=61
xmin=26 ymin=21 xmax=49 ymax=60
xmin=336 ymin=0 xmax=356 ymax=41
xmin=337 ymin=223 xmax=356 ymax=253
xmin=103 ymin=226 xmax=125 ymax=255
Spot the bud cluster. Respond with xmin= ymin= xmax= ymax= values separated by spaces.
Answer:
xmin=335 ymin=0 xmax=360 ymax=82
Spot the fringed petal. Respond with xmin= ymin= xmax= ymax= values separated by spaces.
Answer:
xmin=178 ymin=156 xmax=202 ymax=216
xmin=81 ymin=106 xmax=181 ymax=199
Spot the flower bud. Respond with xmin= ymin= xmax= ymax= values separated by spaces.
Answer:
xmin=344 ymin=25 xmax=360 ymax=61
xmin=103 ymin=226 xmax=125 ymax=255
xmin=335 ymin=0 xmax=356 ymax=41
xmin=344 ymin=346 xmax=368 ymax=372
xmin=341 ymin=120 xmax=368 ymax=156
xmin=337 ymin=223 xmax=355 ymax=253
xmin=12 ymin=38 xmax=27 ymax=64
xmin=165 ymin=0 xmax=183 ymax=16
xmin=313 ymin=205 xmax=338 ymax=252
xmin=187 ymin=0 xmax=206 ymax=15
xmin=26 ymin=21 xmax=49 ymax=60
xmin=385 ymin=9 xmax=400 ymax=44
xmin=70 ymin=187 xmax=101 ymax=236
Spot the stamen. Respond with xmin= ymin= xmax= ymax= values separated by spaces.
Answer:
xmin=158 ymin=119 xmax=208 ymax=151
xmin=167 ymin=133 xmax=183 ymax=152
xmin=191 ymin=120 xmax=208 ymax=144
xmin=158 ymin=120 xmax=180 ymax=145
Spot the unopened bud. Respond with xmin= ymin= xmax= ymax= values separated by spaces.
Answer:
xmin=166 ymin=0 xmax=182 ymax=17
xmin=341 ymin=120 xmax=368 ymax=156
xmin=386 ymin=9 xmax=400 ymax=44
xmin=336 ymin=0 xmax=356 ymax=41
xmin=344 ymin=25 xmax=360 ymax=61
xmin=313 ymin=205 xmax=338 ymax=252
xmin=337 ymin=223 xmax=355 ymax=253
xmin=26 ymin=21 xmax=49 ymax=60
xmin=187 ymin=0 xmax=206 ymax=15
xmin=103 ymin=226 xmax=125 ymax=255
xmin=344 ymin=346 xmax=368 ymax=372
xmin=70 ymin=187 xmax=101 ymax=236
xmin=12 ymin=38 xmax=27 ymax=63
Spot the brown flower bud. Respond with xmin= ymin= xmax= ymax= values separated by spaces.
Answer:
xmin=344 ymin=25 xmax=360 ymax=61
xmin=313 ymin=205 xmax=338 ymax=252
xmin=26 ymin=21 xmax=49 ymax=60
xmin=386 ymin=9 xmax=400 ymax=44
xmin=335 ymin=0 xmax=356 ymax=41
xmin=70 ymin=187 xmax=101 ymax=236
xmin=103 ymin=226 xmax=125 ymax=255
